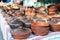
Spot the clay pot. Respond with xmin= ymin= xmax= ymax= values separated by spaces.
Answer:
xmin=48 ymin=4 xmax=57 ymax=15
xmin=57 ymin=4 xmax=60 ymax=12
xmin=11 ymin=28 xmax=31 ymax=39
xmin=9 ymin=19 xmax=23 ymax=29
xmin=48 ymin=17 xmax=60 ymax=31
xmin=31 ymin=22 xmax=49 ymax=36
xmin=51 ymin=24 xmax=60 ymax=32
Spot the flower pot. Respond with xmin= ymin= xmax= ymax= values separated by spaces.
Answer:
xmin=11 ymin=28 xmax=31 ymax=39
xmin=31 ymin=22 xmax=49 ymax=36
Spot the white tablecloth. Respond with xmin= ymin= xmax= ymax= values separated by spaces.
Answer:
xmin=0 ymin=14 xmax=11 ymax=40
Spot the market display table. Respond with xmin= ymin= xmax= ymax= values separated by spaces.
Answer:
xmin=0 ymin=13 xmax=60 ymax=40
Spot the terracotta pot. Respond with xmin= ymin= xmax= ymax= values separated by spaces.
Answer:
xmin=11 ymin=28 xmax=31 ymax=39
xmin=31 ymin=22 xmax=49 ymax=36
xmin=49 ymin=18 xmax=60 ymax=31
xmin=51 ymin=24 xmax=60 ymax=32
xmin=48 ymin=4 xmax=57 ymax=15
xmin=57 ymin=4 xmax=60 ymax=12
xmin=9 ymin=19 xmax=23 ymax=29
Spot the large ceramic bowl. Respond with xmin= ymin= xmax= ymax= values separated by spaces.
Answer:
xmin=31 ymin=21 xmax=49 ymax=36
xmin=9 ymin=18 xmax=23 ymax=29
xmin=11 ymin=27 xmax=31 ymax=39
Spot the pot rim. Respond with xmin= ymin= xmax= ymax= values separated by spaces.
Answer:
xmin=31 ymin=22 xmax=49 ymax=26
xmin=51 ymin=24 xmax=60 ymax=26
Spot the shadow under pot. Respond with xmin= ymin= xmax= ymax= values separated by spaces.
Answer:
xmin=50 ymin=21 xmax=60 ymax=32
xmin=31 ymin=22 xmax=49 ymax=36
xmin=11 ymin=28 xmax=31 ymax=39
